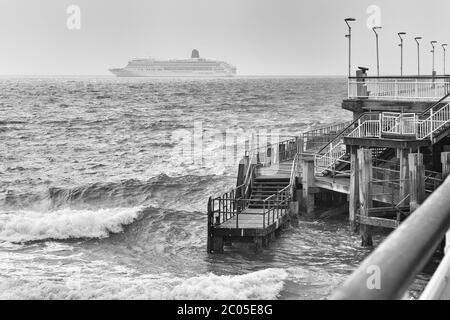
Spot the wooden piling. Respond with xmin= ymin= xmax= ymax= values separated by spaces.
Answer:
xmin=408 ymin=153 xmax=425 ymax=213
xmin=349 ymin=146 xmax=359 ymax=232
xmin=441 ymin=152 xmax=450 ymax=178
xmin=358 ymin=148 xmax=373 ymax=247
xmin=213 ymin=236 xmax=224 ymax=253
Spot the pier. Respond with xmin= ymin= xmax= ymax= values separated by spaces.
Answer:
xmin=207 ymin=73 xmax=450 ymax=253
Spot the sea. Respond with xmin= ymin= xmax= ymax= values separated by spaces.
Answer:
xmin=0 ymin=76 xmax=430 ymax=299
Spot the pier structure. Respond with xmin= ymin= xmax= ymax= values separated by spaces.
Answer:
xmin=207 ymin=73 xmax=450 ymax=253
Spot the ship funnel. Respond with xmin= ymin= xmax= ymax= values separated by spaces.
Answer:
xmin=191 ymin=49 xmax=200 ymax=59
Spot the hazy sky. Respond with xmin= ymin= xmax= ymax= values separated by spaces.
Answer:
xmin=0 ymin=0 xmax=449 ymax=76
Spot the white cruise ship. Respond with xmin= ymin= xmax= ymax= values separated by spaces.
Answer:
xmin=109 ymin=49 xmax=236 ymax=77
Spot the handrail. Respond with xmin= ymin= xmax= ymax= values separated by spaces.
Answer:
xmin=245 ymin=137 xmax=296 ymax=156
xmin=331 ymin=176 xmax=450 ymax=300
xmin=349 ymin=76 xmax=450 ymax=80
xmin=317 ymin=112 xmax=379 ymax=155
xmin=420 ymin=92 xmax=450 ymax=117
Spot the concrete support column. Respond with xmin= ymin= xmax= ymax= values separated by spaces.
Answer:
xmin=301 ymin=157 xmax=315 ymax=220
xmin=358 ymin=148 xmax=373 ymax=247
xmin=349 ymin=146 xmax=359 ymax=232
xmin=408 ymin=153 xmax=425 ymax=213
xmin=398 ymin=148 xmax=409 ymax=204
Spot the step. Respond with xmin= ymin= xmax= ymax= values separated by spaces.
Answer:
xmin=254 ymin=178 xmax=290 ymax=183
xmin=252 ymin=185 xmax=288 ymax=189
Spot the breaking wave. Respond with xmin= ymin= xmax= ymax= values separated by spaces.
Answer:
xmin=2 ymin=174 xmax=230 ymax=212
xmin=0 ymin=207 xmax=143 ymax=243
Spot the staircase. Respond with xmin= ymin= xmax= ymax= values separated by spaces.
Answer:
xmin=248 ymin=177 xmax=290 ymax=209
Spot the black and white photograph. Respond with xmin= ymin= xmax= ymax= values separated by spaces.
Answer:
xmin=1 ymin=0 xmax=450 ymax=305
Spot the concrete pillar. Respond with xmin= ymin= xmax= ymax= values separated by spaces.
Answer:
xmin=408 ymin=153 xmax=425 ymax=213
xmin=358 ymin=148 xmax=373 ymax=247
xmin=349 ymin=146 xmax=359 ymax=232
xmin=301 ymin=157 xmax=315 ymax=220
xmin=398 ymin=148 xmax=409 ymax=204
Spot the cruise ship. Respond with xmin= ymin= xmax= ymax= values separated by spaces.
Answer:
xmin=109 ymin=49 xmax=236 ymax=77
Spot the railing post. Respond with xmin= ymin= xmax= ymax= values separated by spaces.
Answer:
xmin=430 ymin=109 xmax=434 ymax=142
xmin=415 ymin=79 xmax=418 ymax=99
xmin=263 ymin=201 xmax=266 ymax=230
xmin=378 ymin=113 xmax=382 ymax=138
xmin=358 ymin=148 xmax=373 ymax=247
xmin=395 ymin=80 xmax=399 ymax=98
xmin=409 ymin=153 xmax=425 ymax=213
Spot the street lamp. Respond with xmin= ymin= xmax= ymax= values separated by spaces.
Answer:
xmin=398 ymin=32 xmax=406 ymax=76
xmin=442 ymin=44 xmax=448 ymax=75
xmin=414 ymin=37 xmax=422 ymax=76
xmin=345 ymin=18 xmax=356 ymax=78
xmin=373 ymin=26 xmax=382 ymax=77
xmin=431 ymin=40 xmax=438 ymax=75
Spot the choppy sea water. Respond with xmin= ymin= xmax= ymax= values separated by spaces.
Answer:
xmin=0 ymin=77 xmax=430 ymax=299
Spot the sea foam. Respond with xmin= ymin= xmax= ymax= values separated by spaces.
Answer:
xmin=0 ymin=268 xmax=288 ymax=300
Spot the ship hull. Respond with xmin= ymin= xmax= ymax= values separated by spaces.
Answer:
xmin=109 ymin=68 xmax=235 ymax=78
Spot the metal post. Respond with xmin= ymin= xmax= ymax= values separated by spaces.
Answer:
xmin=373 ymin=27 xmax=382 ymax=77
xmin=345 ymin=18 xmax=356 ymax=78
xmin=398 ymin=32 xmax=406 ymax=76
xmin=415 ymin=37 xmax=422 ymax=76
xmin=443 ymin=44 xmax=448 ymax=75
xmin=431 ymin=41 xmax=437 ymax=75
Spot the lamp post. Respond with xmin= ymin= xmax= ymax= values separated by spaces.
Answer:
xmin=345 ymin=18 xmax=356 ymax=78
xmin=414 ymin=37 xmax=422 ymax=76
xmin=442 ymin=44 xmax=448 ymax=75
xmin=373 ymin=26 xmax=382 ymax=77
xmin=431 ymin=40 xmax=437 ymax=75
xmin=398 ymin=32 xmax=406 ymax=76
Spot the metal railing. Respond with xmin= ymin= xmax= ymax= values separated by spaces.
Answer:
xmin=331 ymin=176 xmax=450 ymax=300
xmin=301 ymin=121 xmax=353 ymax=152
xmin=314 ymin=113 xmax=379 ymax=175
xmin=314 ymin=144 xmax=349 ymax=175
xmin=417 ymin=103 xmax=450 ymax=140
xmin=343 ymin=105 xmax=450 ymax=142
xmin=381 ymin=112 xmax=417 ymax=135
xmin=347 ymin=119 xmax=381 ymax=138
xmin=348 ymin=77 xmax=450 ymax=101
xmin=262 ymin=185 xmax=291 ymax=229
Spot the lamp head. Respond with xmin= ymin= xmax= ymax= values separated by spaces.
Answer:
xmin=345 ymin=18 xmax=356 ymax=28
